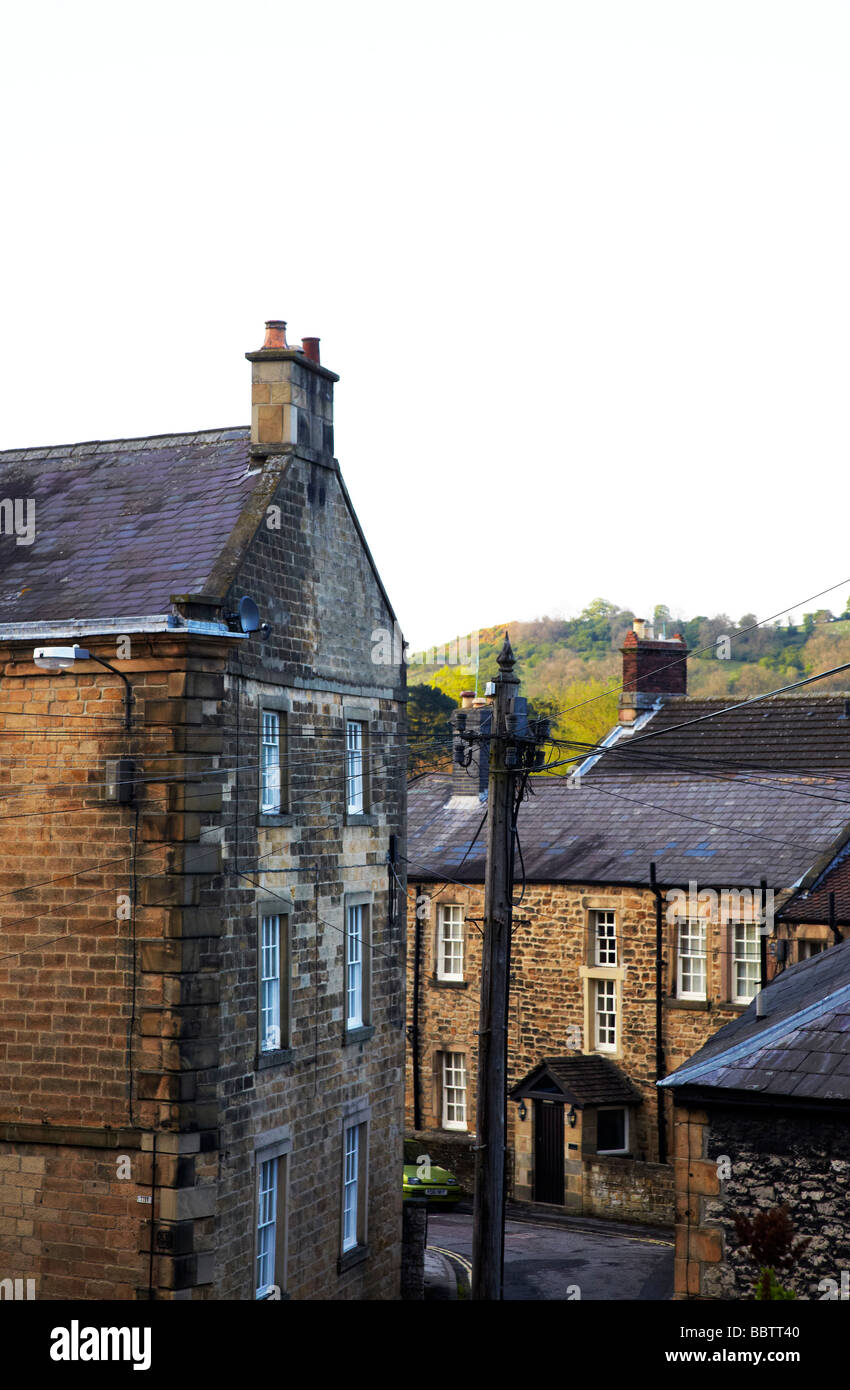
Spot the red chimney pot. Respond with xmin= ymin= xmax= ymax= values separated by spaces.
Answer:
xmin=302 ymin=337 xmax=321 ymax=364
xmin=262 ymin=320 xmax=288 ymax=350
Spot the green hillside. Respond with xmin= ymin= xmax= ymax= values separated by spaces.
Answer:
xmin=406 ymin=598 xmax=850 ymax=775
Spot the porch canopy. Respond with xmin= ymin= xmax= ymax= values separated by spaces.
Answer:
xmin=510 ymin=1056 xmax=643 ymax=1109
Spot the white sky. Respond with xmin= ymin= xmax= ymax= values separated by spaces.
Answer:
xmin=1 ymin=1 xmax=848 ymax=648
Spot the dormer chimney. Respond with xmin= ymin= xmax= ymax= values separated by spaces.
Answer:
xmin=619 ymin=622 xmax=688 ymax=725
xmin=246 ymin=319 xmax=339 ymax=455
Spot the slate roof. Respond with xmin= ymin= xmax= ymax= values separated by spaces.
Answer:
xmin=778 ymin=842 xmax=850 ymax=926
xmin=659 ymin=938 xmax=850 ymax=1103
xmin=407 ymin=769 xmax=850 ymax=889
xmin=0 ymin=428 xmax=260 ymax=624
xmin=587 ymin=695 xmax=850 ymax=777
xmin=510 ymin=1056 xmax=643 ymax=1108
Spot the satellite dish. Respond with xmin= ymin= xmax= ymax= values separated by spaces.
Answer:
xmin=238 ymin=595 xmax=261 ymax=633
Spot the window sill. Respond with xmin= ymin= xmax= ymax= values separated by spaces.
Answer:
xmin=665 ymin=997 xmax=710 ymax=1011
xmin=258 ymin=812 xmax=295 ymax=828
xmin=337 ymin=1243 xmax=370 ymax=1275
xmin=256 ymin=1048 xmax=294 ymax=1071
xmin=430 ymin=977 xmax=468 ymax=990
xmin=343 ymin=1025 xmax=375 ymax=1047
xmin=345 ymin=813 xmax=377 ymax=827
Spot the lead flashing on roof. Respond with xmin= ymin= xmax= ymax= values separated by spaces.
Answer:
xmin=573 ymin=698 xmax=663 ymax=779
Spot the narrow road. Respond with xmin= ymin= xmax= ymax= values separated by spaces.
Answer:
xmin=427 ymin=1211 xmax=674 ymax=1300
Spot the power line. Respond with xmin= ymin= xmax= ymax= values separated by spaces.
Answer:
xmin=523 ymin=574 xmax=850 ymax=724
xmin=530 ymin=658 xmax=850 ymax=777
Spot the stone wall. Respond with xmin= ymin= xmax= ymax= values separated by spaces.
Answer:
xmin=675 ymin=1102 xmax=850 ymax=1300
xmin=0 ymin=419 xmax=407 ymax=1299
xmin=401 ymin=1203 xmax=427 ymax=1300
xmin=405 ymin=877 xmax=754 ymax=1223
xmin=584 ymin=1156 xmax=674 ymax=1225
xmin=207 ymin=451 xmax=407 ymax=1301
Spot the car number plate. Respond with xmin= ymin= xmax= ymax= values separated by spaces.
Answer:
xmin=426 ymin=1187 xmax=448 ymax=1196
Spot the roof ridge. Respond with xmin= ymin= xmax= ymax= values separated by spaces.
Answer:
xmin=0 ymin=426 xmax=249 ymax=461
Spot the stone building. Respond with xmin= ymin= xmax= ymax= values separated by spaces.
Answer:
xmin=0 ymin=321 xmax=407 ymax=1299
xmin=661 ymin=938 xmax=850 ymax=1299
xmin=406 ymin=625 xmax=850 ymax=1223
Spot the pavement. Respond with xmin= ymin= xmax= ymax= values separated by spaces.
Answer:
xmin=424 ymin=1202 xmax=674 ymax=1301
xmin=423 ymin=1245 xmax=463 ymax=1300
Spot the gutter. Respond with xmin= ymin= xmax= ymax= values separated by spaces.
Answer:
xmin=0 ymin=614 xmax=250 ymax=640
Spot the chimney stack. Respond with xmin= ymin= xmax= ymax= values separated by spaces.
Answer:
xmin=451 ymin=700 xmax=492 ymax=799
xmin=450 ymin=693 xmax=530 ymax=797
xmin=619 ymin=619 xmax=688 ymax=725
xmin=246 ymin=319 xmax=339 ymax=455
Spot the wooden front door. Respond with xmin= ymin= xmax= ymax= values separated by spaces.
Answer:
xmin=532 ymin=1098 xmax=565 ymax=1204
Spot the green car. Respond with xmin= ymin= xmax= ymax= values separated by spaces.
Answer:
xmin=403 ymin=1140 xmax=463 ymax=1208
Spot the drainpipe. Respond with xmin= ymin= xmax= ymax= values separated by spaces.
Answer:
xmin=410 ymin=883 xmax=423 ymax=1131
xmin=829 ymin=891 xmax=843 ymax=945
xmin=649 ymin=862 xmax=667 ymax=1165
xmin=760 ymin=878 xmax=768 ymax=990
xmin=147 ymin=1130 xmax=158 ymax=1300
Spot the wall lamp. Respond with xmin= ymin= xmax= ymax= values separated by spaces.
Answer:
xmin=33 ymin=645 xmax=134 ymax=730
xmin=567 ymin=1107 xmax=577 ymax=1128
xmin=517 ymin=1100 xmax=528 ymax=1122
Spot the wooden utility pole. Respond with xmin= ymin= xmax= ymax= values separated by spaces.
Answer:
xmin=471 ymin=635 xmax=519 ymax=1301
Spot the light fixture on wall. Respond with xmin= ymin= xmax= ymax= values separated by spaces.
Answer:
xmin=33 ymin=645 xmax=134 ymax=729
xmin=567 ymin=1106 xmax=577 ymax=1128
xmin=517 ymin=1100 xmax=527 ymax=1122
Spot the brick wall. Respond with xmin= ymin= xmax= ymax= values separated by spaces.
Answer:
xmin=0 ymin=639 xmax=219 ymax=1296
xmin=0 ymin=1140 xmax=145 ymax=1299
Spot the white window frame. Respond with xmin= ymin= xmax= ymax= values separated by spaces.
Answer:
xmin=594 ymin=978 xmax=617 ymax=1052
xmin=731 ymin=921 xmax=760 ymax=1004
xmin=261 ymin=710 xmax=282 ymax=813
xmin=437 ymin=904 xmax=464 ymax=981
xmin=592 ymin=908 xmax=617 ymax=966
xmin=346 ymin=719 xmax=365 ymax=815
xmin=341 ymin=1120 xmax=367 ymax=1255
xmin=596 ymin=1107 xmax=629 ymax=1156
xmin=678 ymin=917 xmax=707 ymax=1000
xmin=441 ymin=1051 xmax=467 ymax=1131
xmin=260 ymin=913 xmax=281 ymax=1052
xmin=256 ymin=1156 xmax=279 ymax=1297
xmin=254 ymin=1128 xmax=291 ymax=1299
xmin=346 ymin=903 xmax=364 ymax=1029
xmin=798 ymin=938 xmax=826 ymax=961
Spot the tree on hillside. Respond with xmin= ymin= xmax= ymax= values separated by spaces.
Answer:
xmin=530 ymin=677 xmax=620 ymax=774
xmin=407 ymin=684 xmax=456 ymax=776
xmin=653 ymin=604 xmax=673 ymax=636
